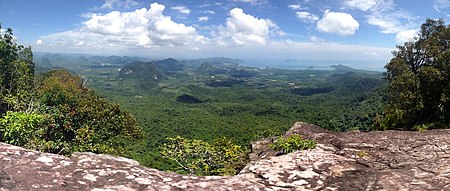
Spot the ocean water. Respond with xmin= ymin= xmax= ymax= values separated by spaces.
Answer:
xmin=240 ymin=58 xmax=386 ymax=72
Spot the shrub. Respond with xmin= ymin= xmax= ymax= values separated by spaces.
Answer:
xmin=269 ymin=134 xmax=316 ymax=154
xmin=25 ymin=69 xmax=144 ymax=156
xmin=160 ymin=136 xmax=248 ymax=176
xmin=0 ymin=111 xmax=43 ymax=146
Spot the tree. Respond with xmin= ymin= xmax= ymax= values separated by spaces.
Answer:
xmin=0 ymin=24 xmax=35 ymax=114
xmin=380 ymin=18 xmax=450 ymax=130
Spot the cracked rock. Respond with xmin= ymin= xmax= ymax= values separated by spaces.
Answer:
xmin=1 ymin=122 xmax=450 ymax=190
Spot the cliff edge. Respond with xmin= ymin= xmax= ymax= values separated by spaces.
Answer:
xmin=1 ymin=122 xmax=450 ymax=190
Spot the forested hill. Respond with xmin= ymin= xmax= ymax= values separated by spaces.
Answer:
xmin=119 ymin=61 xmax=166 ymax=81
xmin=26 ymin=47 xmax=389 ymax=175
xmin=154 ymin=58 xmax=184 ymax=72
xmin=29 ymin=47 xmax=388 ymax=175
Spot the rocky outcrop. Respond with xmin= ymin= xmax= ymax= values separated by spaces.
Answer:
xmin=1 ymin=122 xmax=450 ymax=190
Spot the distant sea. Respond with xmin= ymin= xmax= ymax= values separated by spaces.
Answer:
xmin=241 ymin=58 xmax=386 ymax=72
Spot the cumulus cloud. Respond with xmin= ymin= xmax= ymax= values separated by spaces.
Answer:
xmin=296 ymin=12 xmax=318 ymax=22
xmin=395 ymin=29 xmax=417 ymax=43
xmin=198 ymin=16 xmax=209 ymax=22
xmin=317 ymin=10 xmax=359 ymax=36
xmin=36 ymin=39 xmax=42 ymax=45
xmin=100 ymin=0 xmax=138 ymax=10
xmin=217 ymin=8 xmax=282 ymax=46
xmin=171 ymin=6 xmax=191 ymax=14
xmin=39 ymin=2 xmax=206 ymax=51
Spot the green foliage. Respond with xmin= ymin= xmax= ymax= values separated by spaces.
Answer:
xmin=160 ymin=136 xmax=248 ymax=176
xmin=269 ymin=134 xmax=316 ymax=154
xmin=87 ymin=63 xmax=385 ymax=171
xmin=379 ymin=18 xmax=450 ymax=130
xmin=0 ymin=111 xmax=43 ymax=146
xmin=26 ymin=69 xmax=144 ymax=156
xmin=356 ymin=150 xmax=368 ymax=158
xmin=32 ymin=50 xmax=387 ymax=174
xmin=0 ymin=25 xmax=35 ymax=114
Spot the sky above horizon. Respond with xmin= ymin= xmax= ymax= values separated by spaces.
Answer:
xmin=1 ymin=0 xmax=449 ymax=69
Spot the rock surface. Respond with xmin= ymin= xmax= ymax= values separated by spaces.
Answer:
xmin=1 ymin=122 xmax=450 ymax=190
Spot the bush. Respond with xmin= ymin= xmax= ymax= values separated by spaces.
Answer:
xmin=0 ymin=111 xmax=43 ymax=146
xmin=269 ymin=134 xmax=316 ymax=154
xmin=160 ymin=136 xmax=248 ymax=176
xmin=25 ymin=69 xmax=144 ymax=156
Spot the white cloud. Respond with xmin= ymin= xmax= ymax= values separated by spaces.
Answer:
xmin=434 ymin=0 xmax=450 ymax=16
xmin=233 ymin=0 xmax=257 ymax=3
xmin=202 ymin=10 xmax=215 ymax=15
xmin=296 ymin=12 xmax=319 ymax=22
xmin=317 ymin=10 xmax=359 ymax=36
xmin=365 ymin=10 xmax=414 ymax=34
xmin=365 ymin=51 xmax=378 ymax=56
xmin=232 ymin=0 xmax=267 ymax=5
xmin=395 ymin=29 xmax=417 ymax=44
xmin=74 ymin=41 xmax=85 ymax=46
xmin=366 ymin=15 xmax=397 ymax=34
xmin=288 ymin=5 xmax=303 ymax=10
xmin=282 ymin=39 xmax=295 ymax=46
xmin=36 ymin=39 xmax=42 ymax=45
xmin=39 ymin=3 xmax=207 ymax=51
xmin=343 ymin=0 xmax=418 ymax=42
xmin=343 ymin=0 xmax=378 ymax=11
xmin=101 ymin=0 xmax=117 ymax=9
xmin=309 ymin=36 xmax=324 ymax=43
xmin=198 ymin=16 xmax=209 ymax=22
xmin=217 ymin=8 xmax=282 ymax=46
xmin=32 ymin=1 xmax=392 ymax=69
xmin=100 ymin=0 xmax=138 ymax=10
xmin=171 ymin=6 xmax=191 ymax=15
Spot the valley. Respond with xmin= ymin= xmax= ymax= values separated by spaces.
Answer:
xmin=34 ymin=53 xmax=386 ymax=171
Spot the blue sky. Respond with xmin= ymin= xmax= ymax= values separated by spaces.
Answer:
xmin=1 ymin=0 xmax=449 ymax=69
